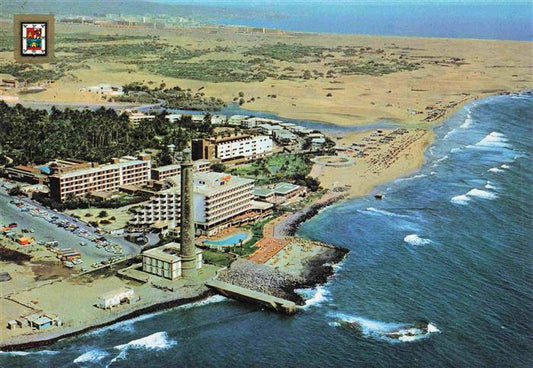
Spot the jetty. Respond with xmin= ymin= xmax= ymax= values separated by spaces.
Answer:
xmin=205 ymin=280 xmax=296 ymax=314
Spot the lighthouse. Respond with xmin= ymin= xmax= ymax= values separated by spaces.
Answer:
xmin=179 ymin=147 xmax=198 ymax=277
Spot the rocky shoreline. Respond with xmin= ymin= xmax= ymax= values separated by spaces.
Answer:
xmin=218 ymin=244 xmax=349 ymax=306
xmin=276 ymin=192 xmax=347 ymax=237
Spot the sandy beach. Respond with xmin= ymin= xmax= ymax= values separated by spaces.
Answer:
xmin=311 ymin=128 xmax=434 ymax=197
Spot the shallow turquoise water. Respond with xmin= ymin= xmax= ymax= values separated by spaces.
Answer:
xmin=203 ymin=232 xmax=248 ymax=246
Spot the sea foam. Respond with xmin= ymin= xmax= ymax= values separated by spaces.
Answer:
xmin=0 ymin=350 xmax=58 ymax=357
xmin=466 ymin=189 xmax=497 ymax=200
xmin=359 ymin=207 xmax=410 ymax=219
xmin=176 ymin=295 xmax=227 ymax=310
xmin=73 ymin=349 xmax=109 ymax=364
xmin=114 ymin=331 xmax=177 ymax=351
xmin=403 ymin=234 xmax=432 ymax=246
xmin=451 ymin=195 xmax=470 ymax=205
xmin=451 ymin=187 xmax=497 ymax=205
xmin=485 ymin=181 xmax=497 ymax=190
xmin=488 ymin=167 xmax=504 ymax=173
xmin=474 ymin=131 xmax=511 ymax=148
xmin=460 ymin=117 xmax=473 ymax=129
xmin=298 ymin=285 xmax=330 ymax=310
xmin=328 ymin=313 xmax=440 ymax=343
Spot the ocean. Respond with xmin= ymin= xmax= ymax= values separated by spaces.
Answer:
xmin=1 ymin=92 xmax=531 ymax=367
xmin=184 ymin=0 xmax=533 ymax=41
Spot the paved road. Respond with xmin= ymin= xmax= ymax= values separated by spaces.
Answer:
xmin=0 ymin=181 xmax=140 ymax=264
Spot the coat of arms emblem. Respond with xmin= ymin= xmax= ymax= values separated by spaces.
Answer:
xmin=14 ymin=15 xmax=54 ymax=63
xmin=21 ymin=22 xmax=47 ymax=56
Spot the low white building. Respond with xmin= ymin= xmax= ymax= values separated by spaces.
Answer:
xmin=311 ymin=137 xmax=327 ymax=150
xmin=129 ymin=112 xmax=155 ymax=125
xmin=142 ymin=242 xmax=203 ymax=280
xmin=97 ymin=287 xmax=134 ymax=309
xmin=166 ymin=114 xmax=183 ymax=123
xmin=257 ymin=123 xmax=283 ymax=136
xmin=211 ymin=115 xmax=227 ymax=125
xmin=227 ymin=115 xmax=249 ymax=126
xmin=242 ymin=117 xmax=283 ymax=129
xmin=81 ymin=83 xmax=124 ymax=96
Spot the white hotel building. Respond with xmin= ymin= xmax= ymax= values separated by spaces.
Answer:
xmin=192 ymin=135 xmax=272 ymax=161
xmin=131 ymin=172 xmax=254 ymax=235
xmin=49 ymin=155 xmax=151 ymax=202
xmin=216 ymin=135 xmax=272 ymax=161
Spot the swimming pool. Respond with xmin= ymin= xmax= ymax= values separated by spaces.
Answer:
xmin=203 ymin=232 xmax=249 ymax=247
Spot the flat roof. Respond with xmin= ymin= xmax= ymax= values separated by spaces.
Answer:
xmin=253 ymin=188 xmax=274 ymax=197
xmin=52 ymin=158 xmax=148 ymax=179
xmin=194 ymin=172 xmax=254 ymax=196
xmin=251 ymin=200 xmax=274 ymax=210
xmin=143 ymin=242 xmax=201 ymax=263
xmin=153 ymin=164 xmax=181 ymax=172
xmin=99 ymin=287 xmax=133 ymax=300
xmin=273 ymin=182 xmax=301 ymax=195
xmin=143 ymin=243 xmax=182 ymax=263
xmin=33 ymin=316 xmax=53 ymax=326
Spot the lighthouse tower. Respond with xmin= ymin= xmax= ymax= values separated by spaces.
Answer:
xmin=179 ymin=147 xmax=199 ymax=277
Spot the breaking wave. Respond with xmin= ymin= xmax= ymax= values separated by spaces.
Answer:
xmin=460 ymin=117 xmax=473 ymax=128
xmin=501 ymin=164 xmax=510 ymax=169
xmin=474 ymin=131 xmax=511 ymax=148
xmin=488 ymin=167 xmax=504 ymax=173
xmin=451 ymin=186 xmax=498 ymax=205
xmin=485 ymin=181 xmax=497 ymax=190
xmin=73 ymin=349 xmax=109 ymax=364
xmin=86 ymin=311 xmax=165 ymax=336
xmin=395 ymin=174 xmax=427 ymax=183
xmin=114 ymin=331 xmax=177 ymax=351
xmin=107 ymin=332 xmax=177 ymax=366
xmin=466 ymin=189 xmax=497 ymax=200
xmin=452 ymin=188 xmax=497 ymax=205
xmin=358 ymin=207 xmax=410 ymax=219
xmin=298 ymin=285 xmax=330 ymax=310
xmin=451 ymin=195 xmax=470 ymax=205
xmin=403 ymin=234 xmax=432 ymax=246
xmin=176 ymin=295 xmax=227 ymax=310
xmin=328 ymin=313 xmax=440 ymax=343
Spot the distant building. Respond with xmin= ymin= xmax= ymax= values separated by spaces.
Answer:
xmin=81 ymin=83 xmax=123 ymax=96
xmin=273 ymin=182 xmax=306 ymax=202
xmin=253 ymin=187 xmax=275 ymax=202
xmin=210 ymin=115 xmax=227 ymax=125
xmin=227 ymin=115 xmax=249 ymax=126
xmin=128 ymin=112 xmax=155 ymax=125
xmin=49 ymin=154 xmax=151 ymax=202
xmin=311 ymin=137 xmax=327 ymax=150
xmin=5 ymin=165 xmax=46 ymax=184
xmin=151 ymin=160 xmax=210 ymax=181
xmin=0 ymin=79 xmax=18 ymax=89
xmin=257 ymin=123 xmax=283 ymax=136
xmin=142 ymin=242 xmax=202 ymax=280
xmin=97 ymin=287 xmax=135 ymax=309
xmin=242 ymin=117 xmax=283 ymax=129
xmin=274 ymin=130 xmax=298 ymax=145
xmin=131 ymin=172 xmax=254 ymax=235
xmin=254 ymin=183 xmax=306 ymax=204
xmin=192 ymin=135 xmax=272 ymax=162
xmin=165 ymin=113 xmax=182 ymax=123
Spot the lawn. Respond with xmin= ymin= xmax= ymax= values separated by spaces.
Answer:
xmin=230 ymin=153 xmax=312 ymax=185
